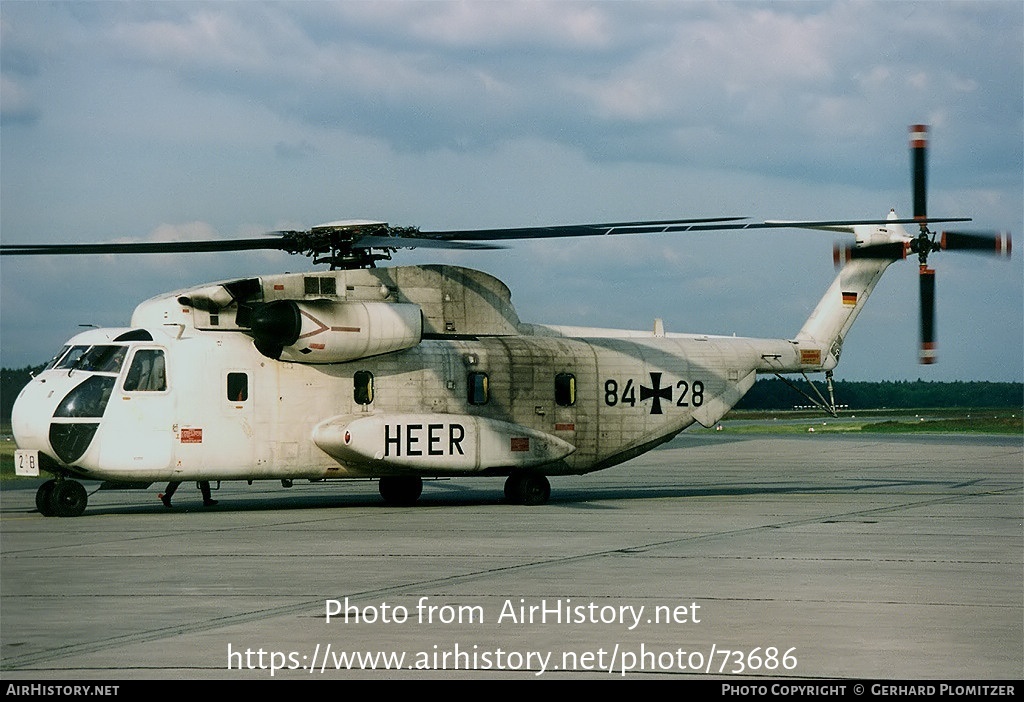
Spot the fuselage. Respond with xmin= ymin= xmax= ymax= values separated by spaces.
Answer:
xmin=12 ymin=323 xmax=799 ymax=483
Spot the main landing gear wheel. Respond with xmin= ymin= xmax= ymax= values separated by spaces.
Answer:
xmin=504 ymin=471 xmax=551 ymax=506
xmin=378 ymin=476 xmax=423 ymax=506
xmin=35 ymin=479 xmax=88 ymax=517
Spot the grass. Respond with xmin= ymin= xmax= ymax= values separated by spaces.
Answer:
xmin=2 ymin=435 xmax=21 ymax=481
xmin=705 ymin=408 xmax=1023 ymax=435
xmin=2 ymin=409 xmax=1021 ymax=481
xmin=858 ymin=415 xmax=1022 ymax=434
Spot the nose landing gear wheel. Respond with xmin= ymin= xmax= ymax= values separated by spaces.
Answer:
xmin=35 ymin=479 xmax=57 ymax=516
xmin=35 ymin=479 xmax=88 ymax=517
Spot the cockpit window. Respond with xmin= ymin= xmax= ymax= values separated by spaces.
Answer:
xmin=123 ymin=349 xmax=167 ymax=392
xmin=113 ymin=329 xmax=154 ymax=342
xmin=53 ymin=345 xmax=127 ymax=374
xmin=44 ymin=345 xmax=72 ymax=371
xmin=54 ymin=376 xmax=116 ymax=418
xmin=82 ymin=346 xmax=127 ymax=373
xmin=54 ymin=346 xmax=90 ymax=370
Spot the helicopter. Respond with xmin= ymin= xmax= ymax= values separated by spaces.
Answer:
xmin=3 ymin=125 xmax=1011 ymax=517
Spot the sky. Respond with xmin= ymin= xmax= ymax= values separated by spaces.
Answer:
xmin=1 ymin=1 xmax=1021 ymax=382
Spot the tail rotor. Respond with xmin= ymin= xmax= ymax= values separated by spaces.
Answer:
xmin=833 ymin=124 xmax=1011 ymax=364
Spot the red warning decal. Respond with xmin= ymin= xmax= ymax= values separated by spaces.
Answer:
xmin=800 ymin=349 xmax=822 ymax=365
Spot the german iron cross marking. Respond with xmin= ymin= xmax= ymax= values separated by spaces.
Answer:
xmin=639 ymin=372 xmax=672 ymax=415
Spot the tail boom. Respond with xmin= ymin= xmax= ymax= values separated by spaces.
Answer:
xmin=793 ymin=255 xmax=896 ymax=370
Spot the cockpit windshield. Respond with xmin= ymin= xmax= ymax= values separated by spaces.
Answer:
xmin=53 ymin=345 xmax=128 ymax=374
xmin=51 ymin=346 xmax=83 ymax=370
xmin=44 ymin=346 xmax=72 ymax=371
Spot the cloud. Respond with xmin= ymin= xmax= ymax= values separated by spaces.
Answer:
xmin=274 ymin=140 xmax=317 ymax=160
xmin=10 ymin=3 xmax=1018 ymax=174
xmin=0 ymin=74 xmax=39 ymax=126
xmin=0 ymin=1 xmax=1020 ymax=381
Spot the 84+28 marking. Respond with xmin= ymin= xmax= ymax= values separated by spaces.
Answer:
xmin=604 ymin=372 xmax=704 ymax=414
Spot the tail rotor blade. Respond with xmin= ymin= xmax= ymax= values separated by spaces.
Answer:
xmin=940 ymin=231 xmax=1012 ymax=258
xmin=919 ymin=266 xmax=936 ymax=364
xmin=910 ymin=124 xmax=928 ymax=225
xmin=833 ymin=241 xmax=908 ymax=267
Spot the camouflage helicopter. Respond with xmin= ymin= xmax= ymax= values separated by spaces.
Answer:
xmin=3 ymin=125 xmax=1010 ymax=517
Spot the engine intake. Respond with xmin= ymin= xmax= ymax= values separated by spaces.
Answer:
xmin=250 ymin=300 xmax=421 ymax=363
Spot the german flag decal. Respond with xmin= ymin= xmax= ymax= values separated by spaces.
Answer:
xmin=800 ymin=349 xmax=822 ymax=365
xmin=842 ymin=291 xmax=858 ymax=306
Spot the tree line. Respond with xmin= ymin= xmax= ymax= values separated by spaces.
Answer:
xmin=735 ymin=377 xmax=1023 ymax=411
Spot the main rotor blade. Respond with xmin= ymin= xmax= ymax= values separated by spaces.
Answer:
xmin=0 ymin=231 xmax=501 ymax=257
xmin=0 ymin=215 xmax=978 ymax=258
xmin=426 ymin=216 xmax=972 ymax=241
xmin=0 ymin=238 xmax=291 ymax=256
xmin=0 ymin=217 xmax=748 ymax=255
xmin=418 ymin=217 xmax=748 ymax=241
xmin=940 ymin=231 xmax=1012 ymax=257
xmin=919 ymin=266 xmax=936 ymax=364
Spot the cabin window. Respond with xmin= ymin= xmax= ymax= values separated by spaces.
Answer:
xmin=354 ymin=370 xmax=374 ymax=405
xmin=467 ymin=372 xmax=489 ymax=405
xmin=227 ymin=372 xmax=249 ymax=402
xmin=555 ymin=372 xmax=576 ymax=407
xmin=123 ymin=350 xmax=166 ymax=392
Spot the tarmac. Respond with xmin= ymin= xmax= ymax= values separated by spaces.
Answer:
xmin=1 ymin=430 xmax=1021 ymax=680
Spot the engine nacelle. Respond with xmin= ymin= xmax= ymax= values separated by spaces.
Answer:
xmin=250 ymin=300 xmax=421 ymax=363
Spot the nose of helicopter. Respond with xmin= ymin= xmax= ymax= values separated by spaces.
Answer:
xmin=11 ymin=372 xmax=110 ymax=464
xmin=11 ymin=375 xmax=60 ymax=454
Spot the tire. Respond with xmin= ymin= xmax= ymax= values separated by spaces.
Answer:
xmin=51 ymin=480 xmax=88 ymax=518
xmin=505 ymin=471 xmax=550 ymax=506
xmin=517 ymin=473 xmax=551 ymax=506
xmin=378 ymin=476 xmax=423 ymax=506
xmin=503 ymin=472 xmax=523 ymax=502
xmin=35 ymin=480 xmax=57 ymax=517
